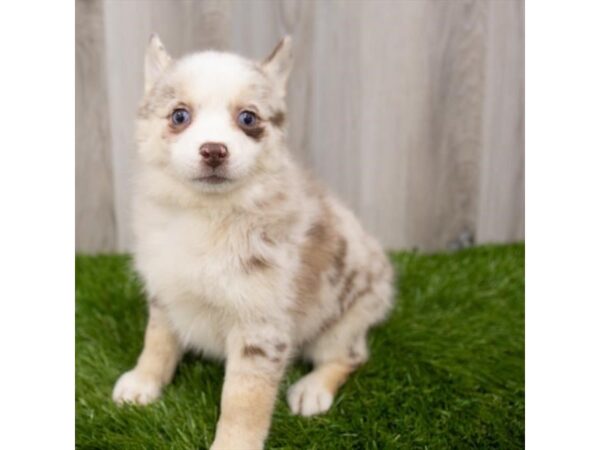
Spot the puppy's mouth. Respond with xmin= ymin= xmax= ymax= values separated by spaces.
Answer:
xmin=196 ymin=175 xmax=231 ymax=185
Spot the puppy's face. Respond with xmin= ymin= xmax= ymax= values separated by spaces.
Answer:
xmin=136 ymin=36 xmax=292 ymax=194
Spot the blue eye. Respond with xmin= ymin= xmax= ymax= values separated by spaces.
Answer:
xmin=238 ymin=110 xmax=257 ymax=128
xmin=171 ymin=108 xmax=190 ymax=126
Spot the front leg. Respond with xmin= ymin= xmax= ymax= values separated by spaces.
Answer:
xmin=211 ymin=325 xmax=290 ymax=450
xmin=112 ymin=304 xmax=182 ymax=405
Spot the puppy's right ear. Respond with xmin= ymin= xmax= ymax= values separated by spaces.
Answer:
xmin=262 ymin=36 xmax=293 ymax=97
xmin=144 ymin=33 xmax=171 ymax=93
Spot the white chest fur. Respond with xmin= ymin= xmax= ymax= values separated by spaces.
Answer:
xmin=132 ymin=200 xmax=293 ymax=355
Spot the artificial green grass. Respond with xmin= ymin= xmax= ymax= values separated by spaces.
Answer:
xmin=76 ymin=244 xmax=524 ymax=449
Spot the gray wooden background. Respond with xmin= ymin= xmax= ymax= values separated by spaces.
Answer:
xmin=76 ymin=0 xmax=524 ymax=253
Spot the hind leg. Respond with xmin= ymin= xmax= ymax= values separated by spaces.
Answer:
xmin=288 ymin=247 xmax=394 ymax=417
xmin=288 ymin=284 xmax=391 ymax=416
xmin=287 ymin=333 xmax=367 ymax=416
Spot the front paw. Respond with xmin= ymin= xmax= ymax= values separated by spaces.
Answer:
xmin=112 ymin=369 xmax=162 ymax=405
xmin=287 ymin=372 xmax=334 ymax=416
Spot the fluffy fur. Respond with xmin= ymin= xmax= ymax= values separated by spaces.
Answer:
xmin=112 ymin=34 xmax=394 ymax=450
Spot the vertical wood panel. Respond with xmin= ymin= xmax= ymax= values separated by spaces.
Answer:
xmin=307 ymin=0 xmax=363 ymax=213
xmin=230 ymin=0 xmax=283 ymax=56
xmin=404 ymin=0 xmax=488 ymax=251
xmin=357 ymin=1 xmax=427 ymax=249
xmin=102 ymin=0 xmax=149 ymax=252
xmin=477 ymin=0 xmax=525 ymax=243
xmin=76 ymin=0 xmax=116 ymax=252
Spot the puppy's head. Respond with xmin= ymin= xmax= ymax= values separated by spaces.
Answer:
xmin=136 ymin=34 xmax=292 ymax=194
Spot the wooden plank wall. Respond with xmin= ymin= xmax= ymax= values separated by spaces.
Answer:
xmin=75 ymin=0 xmax=116 ymax=252
xmin=75 ymin=0 xmax=524 ymax=253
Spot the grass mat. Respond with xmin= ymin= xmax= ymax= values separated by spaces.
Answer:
xmin=76 ymin=244 xmax=524 ymax=449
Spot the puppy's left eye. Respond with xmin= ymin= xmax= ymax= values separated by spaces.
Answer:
xmin=238 ymin=110 xmax=258 ymax=128
xmin=171 ymin=108 xmax=191 ymax=126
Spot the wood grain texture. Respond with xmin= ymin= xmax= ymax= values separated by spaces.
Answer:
xmin=357 ymin=1 xmax=427 ymax=250
xmin=404 ymin=0 xmax=488 ymax=251
xmin=75 ymin=0 xmax=525 ymax=252
xmin=76 ymin=0 xmax=116 ymax=252
xmin=477 ymin=0 xmax=525 ymax=243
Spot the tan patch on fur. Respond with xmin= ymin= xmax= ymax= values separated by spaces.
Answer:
xmin=256 ymin=191 xmax=287 ymax=210
xmin=215 ymin=373 xmax=279 ymax=448
xmin=317 ymin=315 xmax=340 ymax=336
xmin=240 ymin=124 xmax=265 ymax=141
xmin=342 ymin=273 xmax=373 ymax=311
xmin=269 ymin=110 xmax=286 ymax=128
xmin=292 ymin=211 xmax=339 ymax=314
xmin=242 ymin=255 xmax=272 ymax=273
xmin=318 ymin=361 xmax=354 ymax=395
xmin=328 ymin=237 xmax=347 ymax=285
xmin=275 ymin=342 xmax=287 ymax=352
xmin=337 ymin=270 xmax=358 ymax=307
xmin=136 ymin=306 xmax=182 ymax=384
xmin=242 ymin=345 xmax=268 ymax=358
xmin=261 ymin=231 xmax=275 ymax=246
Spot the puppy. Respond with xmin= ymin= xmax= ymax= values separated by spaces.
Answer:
xmin=112 ymin=34 xmax=394 ymax=450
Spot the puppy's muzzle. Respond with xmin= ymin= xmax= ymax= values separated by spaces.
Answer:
xmin=199 ymin=142 xmax=229 ymax=169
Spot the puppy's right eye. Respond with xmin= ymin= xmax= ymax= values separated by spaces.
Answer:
xmin=171 ymin=108 xmax=190 ymax=126
xmin=238 ymin=110 xmax=258 ymax=128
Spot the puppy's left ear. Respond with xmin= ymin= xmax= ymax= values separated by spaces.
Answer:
xmin=262 ymin=36 xmax=293 ymax=96
xmin=145 ymin=33 xmax=172 ymax=93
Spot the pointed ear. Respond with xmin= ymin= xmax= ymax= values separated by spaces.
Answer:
xmin=261 ymin=36 xmax=293 ymax=95
xmin=144 ymin=33 xmax=171 ymax=93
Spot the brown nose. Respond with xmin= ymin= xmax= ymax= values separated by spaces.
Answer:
xmin=199 ymin=142 xmax=228 ymax=168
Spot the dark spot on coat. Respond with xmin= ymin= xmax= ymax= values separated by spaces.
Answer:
xmin=240 ymin=125 xmax=265 ymax=141
xmin=291 ymin=204 xmax=340 ymax=317
xmin=317 ymin=315 xmax=340 ymax=336
xmin=256 ymin=192 xmax=287 ymax=210
xmin=275 ymin=342 xmax=287 ymax=352
xmin=243 ymin=255 xmax=272 ymax=273
xmin=242 ymin=345 xmax=267 ymax=358
xmin=329 ymin=238 xmax=347 ymax=285
xmin=337 ymin=270 xmax=358 ymax=307
xmin=261 ymin=231 xmax=275 ymax=246
xmin=269 ymin=111 xmax=286 ymax=128
xmin=342 ymin=273 xmax=374 ymax=311
xmin=307 ymin=221 xmax=327 ymax=241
